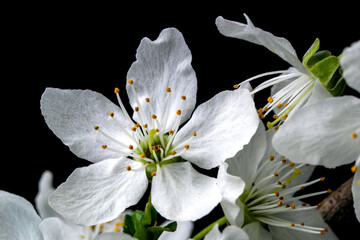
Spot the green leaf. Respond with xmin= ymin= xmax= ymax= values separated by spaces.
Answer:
xmin=302 ymin=38 xmax=320 ymax=67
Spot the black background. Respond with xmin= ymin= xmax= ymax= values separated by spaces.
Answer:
xmin=3 ymin=1 xmax=360 ymax=239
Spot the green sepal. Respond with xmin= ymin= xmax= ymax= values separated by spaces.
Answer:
xmin=144 ymin=201 xmax=158 ymax=226
xmin=148 ymin=222 xmax=178 ymax=240
xmin=302 ymin=38 xmax=320 ymax=67
xmin=123 ymin=211 xmax=151 ymax=240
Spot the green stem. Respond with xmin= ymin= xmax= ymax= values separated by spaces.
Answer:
xmin=192 ymin=216 xmax=228 ymax=240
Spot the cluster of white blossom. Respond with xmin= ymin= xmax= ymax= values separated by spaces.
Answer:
xmin=1 ymin=14 xmax=359 ymax=240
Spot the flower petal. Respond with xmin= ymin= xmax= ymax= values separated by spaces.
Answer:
xmin=151 ymin=162 xmax=221 ymax=221
xmin=204 ymin=224 xmax=249 ymax=240
xmin=174 ymin=88 xmax=259 ymax=169
xmin=0 ymin=190 xmax=43 ymax=240
xmin=49 ymin=158 xmax=148 ymax=226
xmin=226 ymin=122 xmax=267 ymax=186
xmin=40 ymin=88 xmax=134 ymax=163
xmin=35 ymin=170 xmax=63 ymax=220
xmin=340 ymin=40 xmax=360 ymax=93
xmin=39 ymin=217 xmax=83 ymax=240
xmin=96 ymin=232 xmax=138 ymax=240
xmin=352 ymin=155 xmax=360 ymax=222
xmin=126 ymin=28 xmax=197 ymax=131
xmin=216 ymin=14 xmax=308 ymax=74
xmin=273 ymin=96 xmax=360 ymax=168
xmin=218 ymin=162 xmax=246 ymax=226
xmin=243 ymin=222 xmax=272 ymax=240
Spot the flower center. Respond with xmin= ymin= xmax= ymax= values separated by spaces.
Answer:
xmin=93 ymin=80 xmax=195 ymax=178
xmin=240 ymin=155 xmax=331 ymax=235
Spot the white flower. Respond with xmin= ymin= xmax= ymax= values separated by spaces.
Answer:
xmin=203 ymin=224 xmax=249 ymax=240
xmin=0 ymin=190 xmax=43 ymax=240
xmin=216 ymin=14 xmax=344 ymax=130
xmin=272 ymin=40 xmax=360 ymax=221
xmin=217 ymin=122 xmax=339 ymax=239
xmin=40 ymin=28 xmax=259 ymax=225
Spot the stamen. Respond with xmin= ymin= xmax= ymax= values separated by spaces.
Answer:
xmin=126 ymin=166 xmax=131 ymax=171
xmin=352 ymin=133 xmax=358 ymax=139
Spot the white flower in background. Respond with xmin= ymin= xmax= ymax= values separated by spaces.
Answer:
xmin=217 ymin=123 xmax=339 ymax=239
xmin=0 ymin=190 xmax=43 ymax=240
xmin=40 ymin=28 xmax=259 ymax=225
xmin=272 ymin=40 xmax=360 ymax=221
xmin=216 ymin=14 xmax=345 ymax=130
xmin=203 ymin=224 xmax=249 ymax=240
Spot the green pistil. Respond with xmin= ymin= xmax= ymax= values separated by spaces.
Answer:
xmin=273 ymin=168 xmax=301 ymax=192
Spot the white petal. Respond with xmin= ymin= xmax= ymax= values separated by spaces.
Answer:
xmin=0 ymin=190 xmax=43 ymax=240
xmin=341 ymin=40 xmax=360 ymax=93
xmin=174 ymin=89 xmax=259 ymax=169
xmin=40 ymin=88 xmax=134 ymax=163
xmin=126 ymin=28 xmax=197 ymax=131
xmin=39 ymin=217 xmax=83 ymax=240
xmin=352 ymin=155 xmax=360 ymax=222
xmin=273 ymin=96 xmax=360 ymax=168
xmin=243 ymin=222 xmax=272 ymax=240
xmin=95 ymin=232 xmax=138 ymax=240
xmin=158 ymin=221 xmax=194 ymax=240
xmin=226 ymin=122 xmax=267 ymax=185
xmin=215 ymin=15 xmax=308 ymax=74
xmin=204 ymin=224 xmax=249 ymax=240
xmin=49 ymin=158 xmax=148 ymax=226
xmin=35 ymin=170 xmax=63 ymax=220
xmin=218 ymin=162 xmax=245 ymax=226
xmin=270 ymin=205 xmax=338 ymax=240
xmin=305 ymin=79 xmax=332 ymax=106
xmin=151 ymin=162 xmax=221 ymax=221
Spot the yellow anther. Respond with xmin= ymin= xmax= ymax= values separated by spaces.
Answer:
xmin=277 ymin=180 xmax=282 ymax=185
xmin=181 ymin=95 xmax=187 ymax=100
xmin=143 ymin=124 xmax=148 ymax=128
xmin=258 ymin=108 xmax=263 ymax=113
xmin=166 ymin=87 xmax=171 ymax=92
xmin=317 ymin=203 xmax=323 ymax=207
xmin=283 ymin=114 xmax=288 ymax=120
xmin=157 ymin=145 xmax=162 ymax=150
xmin=184 ymin=144 xmax=190 ymax=149
xmin=300 ymin=186 xmax=305 ymax=190
xmin=320 ymin=177 xmax=326 ymax=181
xmin=233 ymin=84 xmax=239 ymax=89
xmin=140 ymin=154 xmax=145 ymax=158
xmin=128 ymin=80 xmax=134 ymax=85
xmin=81 ymin=235 xmax=85 ymax=238
xmin=327 ymin=189 xmax=333 ymax=193
xmin=281 ymin=158 xmax=287 ymax=163
xmin=267 ymin=96 xmax=274 ymax=103
xmin=324 ymin=227 xmax=328 ymax=232
xmin=171 ymin=150 xmax=176 ymax=155
xmin=94 ymin=126 xmax=99 ymax=130
xmin=151 ymin=146 xmax=156 ymax=151
xmin=282 ymin=184 xmax=286 ymax=189
xmin=129 ymin=145 xmax=133 ymax=150
xmin=176 ymin=109 xmax=182 ymax=115
xmin=274 ymin=126 xmax=279 ymax=131
xmin=284 ymin=103 xmax=289 ymax=107
xmin=135 ymin=107 xmax=139 ymax=112
xmin=358 ymin=179 xmax=360 ymax=185
xmin=290 ymin=223 xmax=295 ymax=227
xmin=285 ymin=204 xmax=290 ymax=208
xmin=151 ymin=172 xmax=157 ymax=177
xmin=109 ymin=112 xmax=114 ymax=117
xmin=126 ymin=166 xmax=131 ymax=171
xmin=114 ymin=87 xmax=120 ymax=93
xmin=264 ymin=106 xmax=269 ymax=112
xmin=193 ymin=131 xmax=197 ymax=136
xmin=288 ymin=162 xmax=295 ymax=167
xmin=102 ymin=145 xmax=107 ymax=149
xmin=152 ymin=114 xmax=157 ymax=119
xmin=169 ymin=130 xmax=174 ymax=135
xmin=273 ymin=114 xmax=278 ymax=119
xmin=294 ymin=168 xmax=301 ymax=175
xmin=302 ymin=202 xmax=307 ymax=207
xmin=291 ymin=204 xmax=296 ymax=209
xmin=131 ymin=127 xmax=137 ymax=132
xmin=320 ymin=230 xmax=325 ymax=235
xmin=276 ymin=103 xmax=282 ymax=109
xmin=279 ymin=196 xmax=283 ymax=200
xmin=116 ymin=222 xmax=125 ymax=227
xmin=277 ymin=200 xmax=282 ymax=206
xmin=146 ymin=98 xmax=150 ymax=102
xmin=269 ymin=155 xmax=275 ymax=161
xmin=275 ymin=192 xmax=280 ymax=197
xmin=113 ymin=227 xmax=120 ymax=232
xmin=135 ymin=123 xmax=140 ymax=128
xmin=274 ymin=172 xmax=279 ymax=177
xmin=89 ymin=226 xmax=95 ymax=230
xmin=352 ymin=133 xmax=358 ymax=138
xmin=98 ymin=224 xmax=104 ymax=229
xmin=156 ymin=128 xmax=159 ymax=132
